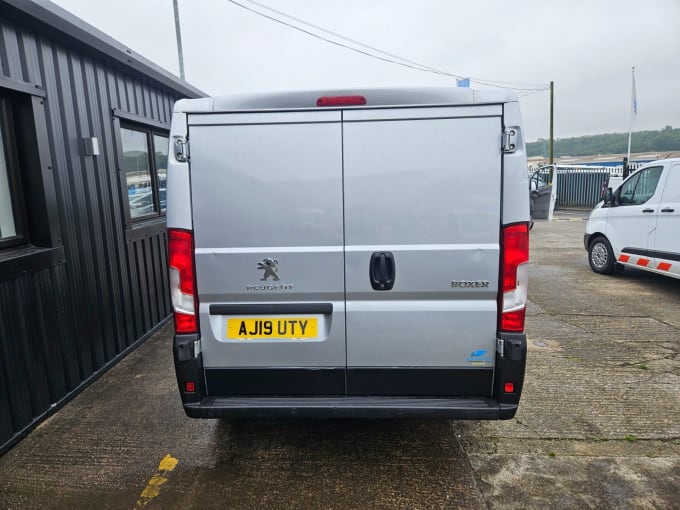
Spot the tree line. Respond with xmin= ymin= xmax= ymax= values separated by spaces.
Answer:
xmin=527 ymin=126 xmax=680 ymax=157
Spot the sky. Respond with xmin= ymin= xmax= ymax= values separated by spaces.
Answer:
xmin=50 ymin=0 xmax=680 ymax=142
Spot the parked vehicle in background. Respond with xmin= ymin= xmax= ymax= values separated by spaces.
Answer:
xmin=585 ymin=158 xmax=680 ymax=279
xmin=166 ymin=87 xmax=530 ymax=420
xmin=529 ymin=169 xmax=552 ymax=220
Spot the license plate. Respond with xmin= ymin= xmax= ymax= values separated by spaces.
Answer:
xmin=226 ymin=317 xmax=318 ymax=340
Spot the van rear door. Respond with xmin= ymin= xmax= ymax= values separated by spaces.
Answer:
xmin=187 ymin=111 xmax=346 ymax=395
xmin=342 ymin=106 xmax=503 ymax=396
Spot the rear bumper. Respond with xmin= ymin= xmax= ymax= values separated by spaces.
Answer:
xmin=174 ymin=333 xmax=526 ymax=421
xmin=183 ymin=396 xmax=519 ymax=420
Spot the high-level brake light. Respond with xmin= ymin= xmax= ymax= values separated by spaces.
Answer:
xmin=168 ymin=229 xmax=199 ymax=334
xmin=499 ymin=223 xmax=529 ymax=333
xmin=316 ymin=95 xmax=367 ymax=107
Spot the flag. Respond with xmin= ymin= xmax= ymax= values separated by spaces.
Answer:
xmin=631 ymin=68 xmax=637 ymax=114
xmin=457 ymin=78 xmax=470 ymax=88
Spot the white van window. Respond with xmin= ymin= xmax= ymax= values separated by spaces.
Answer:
xmin=618 ymin=166 xmax=663 ymax=205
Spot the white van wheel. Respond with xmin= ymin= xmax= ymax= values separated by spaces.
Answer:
xmin=588 ymin=237 xmax=615 ymax=275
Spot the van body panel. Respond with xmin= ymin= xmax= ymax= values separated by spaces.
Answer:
xmin=604 ymin=164 xmax=663 ymax=257
xmin=204 ymin=368 xmax=345 ymax=396
xmin=168 ymin=87 xmax=531 ymax=418
xmin=345 ymin=368 xmax=492 ymax=396
xmin=344 ymin=298 xmax=497 ymax=367
xmin=342 ymin=113 xmax=501 ymax=372
xmin=195 ymin=87 xmax=516 ymax=112
xmin=188 ymin=112 xmax=347 ymax=371
xmin=341 ymin=104 xmax=501 ymax=121
xmin=501 ymin=102 xmax=531 ymax=224
xmin=604 ymin=203 xmax=657 ymax=255
xmin=166 ymin=112 xmax=192 ymax=230
xmin=189 ymin=110 xmax=340 ymax=126
xmin=187 ymin=113 xmax=343 ymax=249
xmin=653 ymin=162 xmax=680 ymax=277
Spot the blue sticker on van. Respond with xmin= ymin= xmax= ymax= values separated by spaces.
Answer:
xmin=467 ymin=349 xmax=492 ymax=365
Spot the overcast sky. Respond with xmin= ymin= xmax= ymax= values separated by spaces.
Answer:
xmin=51 ymin=0 xmax=680 ymax=142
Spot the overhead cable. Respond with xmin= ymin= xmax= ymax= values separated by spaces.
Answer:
xmin=227 ymin=0 xmax=451 ymax=77
xmin=227 ymin=0 xmax=549 ymax=91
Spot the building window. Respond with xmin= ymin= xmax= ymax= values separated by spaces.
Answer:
xmin=119 ymin=125 xmax=168 ymax=221
xmin=0 ymin=97 xmax=26 ymax=249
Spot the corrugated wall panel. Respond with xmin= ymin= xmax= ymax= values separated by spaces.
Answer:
xmin=14 ymin=274 xmax=51 ymax=415
xmin=56 ymin=45 xmax=98 ymax=378
xmin=1 ymin=23 xmax=23 ymax=77
xmin=0 ymin=358 xmax=12 ymax=444
xmin=150 ymin=235 xmax=164 ymax=321
xmin=73 ymin=53 xmax=115 ymax=369
xmin=33 ymin=266 xmax=67 ymax=400
xmin=103 ymin=65 xmax=136 ymax=347
xmin=0 ymin=11 xmax=190 ymax=454
xmin=145 ymin=237 xmax=159 ymax=327
xmin=20 ymin=31 xmax=42 ymax=85
xmin=136 ymin=238 xmax=152 ymax=332
xmin=0 ymin=277 xmax=35 ymax=431
xmin=0 ymin=265 xmax=77 ymax=439
xmin=51 ymin=262 xmax=82 ymax=392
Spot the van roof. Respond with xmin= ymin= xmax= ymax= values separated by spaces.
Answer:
xmin=638 ymin=157 xmax=680 ymax=166
xmin=173 ymin=86 xmax=519 ymax=113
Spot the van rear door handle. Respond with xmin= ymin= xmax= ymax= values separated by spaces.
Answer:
xmin=661 ymin=208 xmax=675 ymax=213
xmin=369 ymin=252 xmax=396 ymax=291
xmin=642 ymin=209 xmax=654 ymax=213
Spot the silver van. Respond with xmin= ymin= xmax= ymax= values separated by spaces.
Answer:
xmin=167 ymin=87 xmax=530 ymax=419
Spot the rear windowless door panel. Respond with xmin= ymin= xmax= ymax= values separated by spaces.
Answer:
xmin=187 ymin=112 xmax=346 ymax=395
xmin=342 ymin=107 xmax=502 ymax=395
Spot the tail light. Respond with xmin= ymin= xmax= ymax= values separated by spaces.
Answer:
xmin=168 ymin=229 xmax=199 ymax=334
xmin=499 ymin=223 xmax=529 ymax=332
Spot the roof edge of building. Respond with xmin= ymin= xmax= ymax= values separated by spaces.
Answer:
xmin=1 ymin=0 xmax=205 ymax=98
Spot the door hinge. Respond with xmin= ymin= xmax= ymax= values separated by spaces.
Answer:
xmin=174 ymin=137 xmax=189 ymax=162
xmin=503 ymin=127 xmax=519 ymax=153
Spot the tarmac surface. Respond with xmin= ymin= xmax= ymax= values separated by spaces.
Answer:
xmin=0 ymin=212 xmax=678 ymax=509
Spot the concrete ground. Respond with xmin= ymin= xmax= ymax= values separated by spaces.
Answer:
xmin=0 ymin=213 xmax=678 ymax=509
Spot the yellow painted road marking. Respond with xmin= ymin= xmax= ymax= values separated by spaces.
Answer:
xmin=135 ymin=454 xmax=178 ymax=509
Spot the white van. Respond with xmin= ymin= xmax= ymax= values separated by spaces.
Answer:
xmin=585 ymin=158 xmax=680 ymax=279
xmin=166 ymin=87 xmax=530 ymax=419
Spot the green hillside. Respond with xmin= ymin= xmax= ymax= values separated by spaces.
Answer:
xmin=527 ymin=126 xmax=680 ymax=157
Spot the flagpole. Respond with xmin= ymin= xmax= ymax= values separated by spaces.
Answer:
xmin=627 ymin=66 xmax=636 ymax=162
xmin=173 ymin=0 xmax=185 ymax=80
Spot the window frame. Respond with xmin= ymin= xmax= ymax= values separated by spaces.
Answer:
xmin=616 ymin=166 xmax=663 ymax=206
xmin=0 ymin=95 xmax=28 ymax=249
xmin=0 ymin=78 xmax=64 ymax=282
xmin=113 ymin=110 xmax=170 ymax=229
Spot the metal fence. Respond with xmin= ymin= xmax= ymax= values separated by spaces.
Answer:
xmin=533 ymin=165 xmax=636 ymax=209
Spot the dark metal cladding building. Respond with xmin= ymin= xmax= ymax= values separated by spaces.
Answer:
xmin=0 ymin=0 xmax=203 ymax=454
